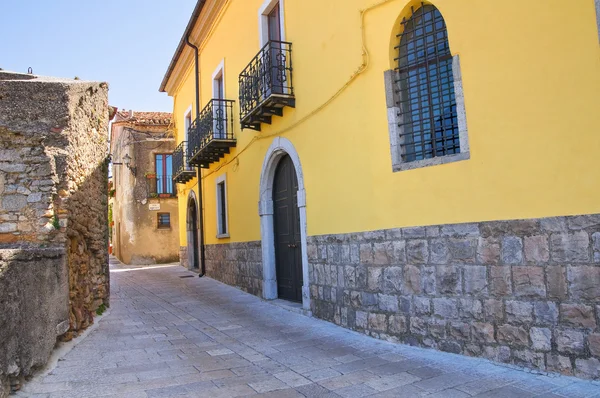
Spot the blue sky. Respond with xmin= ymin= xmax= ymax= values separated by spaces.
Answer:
xmin=0 ymin=0 xmax=196 ymax=112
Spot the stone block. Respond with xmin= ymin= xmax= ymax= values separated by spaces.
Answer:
xmin=433 ymin=298 xmax=458 ymax=319
xmin=567 ymin=214 xmax=600 ymax=230
xmin=567 ymin=266 xmax=600 ymax=301
xmin=341 ymin=244 xmax=351 ymax=263
xmin=344 ymin=266 xmax=355 ymax=289
xmin=448 ymin=238 xmax=477 ymax=262
xmin=593 ymin=232 xmax=600 ymax=263
xmin=490 ymin=266 xmax=511 ymax=297
xmin=368 ymin=313 xmax=387 ymax=332
xmin=463 ymin=266 xmax=487 ymax=295
xmin=551 ymin=231 xmax=590 ymax=263
xmin=359 ymin=244 xmax=374 ymax=265
xmin=588 ymin=334 xmax=600 ymax=357
xmin=560 ymin=303 xmax=596 ymax=328
xmin=497 ymin=325 xmax=529 ymax=347
xmin=398 ymin=295 xmax=412 ymax=314
xmin=355 ymin=311 xmax=368 ymax=329
xmin=2 ymin=194 xmax=27 ymax=211
xmin=484 ymin=299 xmax=504 ymax=322
xmin=367 ymin=267 xmax=383 ymax=292
xmin=501 ymin=236 xmax=523 ymax=265
xmin=471 ymin=322 xmax=495 ymax=343
xmin=350 ymin=244 xmax=360 ymax=264
xmin=377 ymin=294 xmax=398 ymax=312
xmin=327 ymin=245 xmax=342 ymax=265
xmin=534 ymin=301 xmax=558 ymax=325
xmin=0 ymin=223 xmax=17 ymax=233
xmin=388 ymin=315 xmax=407 ymax=335
xmin=403 ymin=226 xmax=426 ymax=238
xmin=403 ymin=265 xmax=421 ymax=294
xmin=413 ymin=297 xmax=431 ymax=315
xmin=513 ymin=267 xmax=546 ymax=298
xmin=373 ymin=242 xmax=389 ymax=265
xmin=386 ymin=240 xmax=406 ymax=264
xmin=27 ymin=192 xmax=43 ymax=203
xmin=555 ymin=329 xmax=585 ymax=355
xmin=546 ymin=353 xmax=573 ymax=376
xmin=356 ymin=266 xmax=367 ymax=289
xmin=513 ymin=349 xmax=545 ymax=370
xmin=426 ymin=226 xmax=440 ymax=237
xmin=382 ymin=266 xmax=403 ymax=294
xmin=546 ymin=266 xmax=567 ymax=300
xmin=422 ymin=266 xmax=436 ymax=295
xmin=505 ymin=300 xmax=533 ymax=324
xmin=540 ymin=217 xmax=568 ymax=232
xmin=440 ymin=223 xmax=479 ymax=237
xmin=477 ymin=237 xmax=500 ymax=265
xmin=428 ymin=319 xmax=446 ymax=338
xmin=436 ymin=265 xmax=461 ymax=295
xmin=362 ymin=292 xmax=379 ymax=308
xmin=449 ymin=322 xmax=471 ymax=340
xmin=410 ymin=317 xmax=427 ymax=335
xmin=575 ymin=357 xmax=600 ymax=379
xmin=429 ymin=238 xmax=450 ymax=264
xmin=530 ymin=327 xmax=551 ymax=351
xmin=406 ymin=239 xmax=428 ymax=264
xmin=524 ymin=235 xmax=549 ymax=264
xmin=459 ymin=298 xmax=483 ymax=321
xmin=481 ymin=219 xmax=539 ymax=238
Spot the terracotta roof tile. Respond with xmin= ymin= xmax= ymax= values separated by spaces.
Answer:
xmin=114 ymin=111 xmax=172 ymax=126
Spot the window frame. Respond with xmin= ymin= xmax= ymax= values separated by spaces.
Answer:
xmin=215 ymin=173 xmax=229 ymax=239
xmin=154 ymin=153 xmax=174 ymax=195
xmin=157 ymin=212 xmax=171 ymax=229
xmin=258 ymin=0 xmax=286 ymax=47
xmin=183 ymin=105 xmax=193 ymax=143
xmin=384 ymin=4 xmax=469 ymax=172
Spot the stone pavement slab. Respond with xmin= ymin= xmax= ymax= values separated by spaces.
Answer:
xmin=16 ymin=257 xmax=600 ymax=397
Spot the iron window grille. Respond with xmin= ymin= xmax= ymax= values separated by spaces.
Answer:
xmin=157 ymin=213 xmax=171 ymax=229
xmin=173 ymin=141 xmax=195 ymax=184
xmin=395 ymin=4 xmax=459 ymax=162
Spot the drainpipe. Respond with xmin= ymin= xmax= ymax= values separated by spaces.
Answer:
xmin=185 ymin=35 xmax=206 ymax=277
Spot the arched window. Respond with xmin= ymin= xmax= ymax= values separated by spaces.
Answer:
xmin=396 ymin=4 xmax=459 ymax=162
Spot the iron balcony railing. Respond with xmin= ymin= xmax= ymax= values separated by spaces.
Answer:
xmin=239 ymin=40 xmax=295 ymax=130
xmin=147 ymin=175 xmax=176 ymax=198
xmin=187 ymin=99 xmax=236 ymax=168
xmin=173 ymin=141 xmax=195 ymax=184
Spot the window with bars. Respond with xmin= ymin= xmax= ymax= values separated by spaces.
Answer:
xmin=157 ymin=213 xmax=170 ymax=229
xmin=396 ymin=4 xmax=459 ymax=162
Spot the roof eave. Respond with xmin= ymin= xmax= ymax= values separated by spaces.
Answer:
xmin=159 ymin=0 xmax=207 ymax=93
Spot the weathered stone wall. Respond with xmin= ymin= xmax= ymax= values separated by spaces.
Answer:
xmin=180 ymin=246 xmax=190 ymax=269
xmin=205 ymin=241 xmax=263 ymax=296
xmin=0 ymin=71 xmax=109 ymax=395
xmin=308 ymin=214 xmax=600 ymax=379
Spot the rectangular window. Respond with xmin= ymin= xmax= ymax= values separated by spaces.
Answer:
xmin=155 ymin=153 xmax=174 ymax=195
xmin=184 ymin=107 xmax=192 ymax=142
xmin=216 ymin=175 xmax=228 ymax=237
xmin=157 ymin=213 xmax=170 ymax=229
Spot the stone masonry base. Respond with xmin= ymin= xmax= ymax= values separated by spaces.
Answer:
xmin=205 ymin=241 xmax=263 ymax=297
xmin=308 ymin=214 xmax=600 ymax=379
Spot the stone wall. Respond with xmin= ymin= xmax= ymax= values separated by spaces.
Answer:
xmin=0 ymin=71 xmax=109 ymax=395
xmin=308 ymin=214 xmax=600 ymax=379
xmin=205 ymin=241 xmax=263 ymax=296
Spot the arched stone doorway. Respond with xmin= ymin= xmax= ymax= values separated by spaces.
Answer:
xmin=187 ymin=191 xmax=200 ymax=270
xmin=259 ymin=137 xmax=310 ymax=310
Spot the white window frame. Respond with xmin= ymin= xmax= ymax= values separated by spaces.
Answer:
xmin=215 ymin=173 xmax=229 ymax=238
xmin=183 ymin=105 xmax=193 ymax=143
xmin=258 ymin=0 xmax=286 ymax=47
xmin=211 ymin=60 xmax=226 ymax=139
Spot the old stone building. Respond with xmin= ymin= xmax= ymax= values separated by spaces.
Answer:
xmin=110 ymin=111 xmax=180 ymax=265
xmin=0 ymin=70 xmax=109 ymax=395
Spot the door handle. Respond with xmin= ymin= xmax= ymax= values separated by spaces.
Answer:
xmin=287 ymin=244 xmax=297 ymax=248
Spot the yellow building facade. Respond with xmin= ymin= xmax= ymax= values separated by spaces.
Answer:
xmin=161 ymin=0 xmax=600 ymax=378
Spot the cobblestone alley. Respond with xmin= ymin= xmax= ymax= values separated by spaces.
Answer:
xmin=18 ymin=258 xmax=600 ymax=398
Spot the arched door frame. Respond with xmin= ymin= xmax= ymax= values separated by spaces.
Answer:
xmin=187 ymin=190 xmax=200 ymax=271
xmin=259 ymin=137 xmax=310 ymax=310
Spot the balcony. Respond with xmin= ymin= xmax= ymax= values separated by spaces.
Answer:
xmin=173 ymin=141 xmax=196 ymax=184
xmin=239 ymin=40 xmax=295 ymax=131
xmin=187 ymin=99 xmax=236 ymax=169
xmin=147 ymin=175 xmax=176 ymax=199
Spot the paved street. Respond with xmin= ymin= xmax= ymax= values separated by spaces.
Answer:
xmin=19 ymin=257 xmax=600 ymax=398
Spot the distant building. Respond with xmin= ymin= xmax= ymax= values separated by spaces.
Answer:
xmin=110 ymin=110 xmax=180 ymax=264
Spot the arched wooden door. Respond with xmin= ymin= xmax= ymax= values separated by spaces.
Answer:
xmin=273 ymin=154 xmax=302 ymax=302
xmin=187 ymin=197 xmax=199 ymax=270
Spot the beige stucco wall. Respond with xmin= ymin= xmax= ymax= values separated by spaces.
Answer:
xmin=111 ymin=123 xmax=180 ymax=265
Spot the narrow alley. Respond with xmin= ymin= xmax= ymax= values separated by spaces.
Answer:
xmin=19 ymin=259 xmax=600 ymax=398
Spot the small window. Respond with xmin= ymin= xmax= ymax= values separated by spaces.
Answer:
xmin=216 ymin=175 xmax=228 ymax=237
xmin=184 ymin=107 xmax=192 ymax=142
xmin=157 ymin=213 xmax=170 ymax=229
xmin=155 ymin=153 xmax=174 ymax=195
